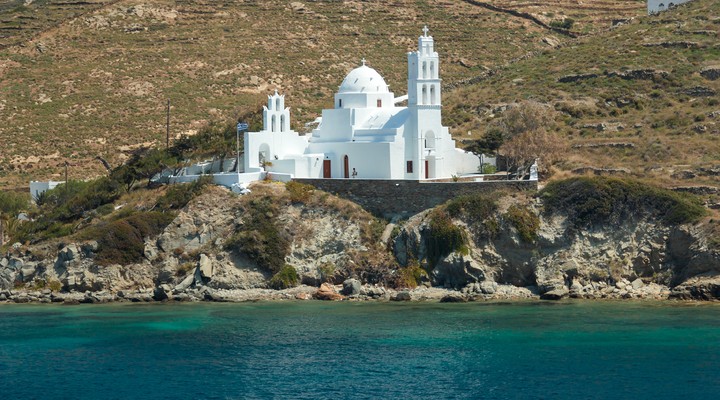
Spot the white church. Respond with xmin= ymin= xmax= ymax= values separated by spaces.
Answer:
xmin=243 ymin=27 xmax=481 ymax=180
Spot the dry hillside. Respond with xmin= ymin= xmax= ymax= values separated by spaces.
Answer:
xmin=0 ymin=0 xmax=652 ymax=189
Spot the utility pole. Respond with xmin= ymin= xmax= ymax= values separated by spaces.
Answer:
xmin=166 ymin=99 xmax=170 ymax=150
xmin=236 ymin=122 xmax=248 ymax=176
xmin=64 ymin=161 xmax=69 ymax=199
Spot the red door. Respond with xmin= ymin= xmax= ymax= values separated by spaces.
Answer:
xmin=425 ymin=160 xmax=429 ymax=179
xmin=323 ymin=160 xmax=331 ymax=178
xmin=343 ymin=155 xmax=349 ymax=178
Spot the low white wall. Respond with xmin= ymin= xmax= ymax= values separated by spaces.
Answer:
xmin=30 ymin=181 xmax=64 ymax=202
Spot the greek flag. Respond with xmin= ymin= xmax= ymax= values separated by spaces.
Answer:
xmin=236 ymin=122 xmax=249 ymax=132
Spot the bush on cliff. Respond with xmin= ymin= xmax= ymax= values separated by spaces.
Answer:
xmin=285 ymin=181 xmax=315 ymax=203
xmin=541 ymin=176 xmax=706 ymax=226
xmin=155 ymin=176 xmax=213 ymax=212
xmin=425 ymin=209 xmax=467 ymax=267
xmin=90 ymin=211 xmax=175 ymax=266
xmin=504 ymin=205 xmax=540 ymax=243
xmin=225 ymin=195 xmax=290 ymax=274
xmin=269 ymin=264 xmax=300 ymax=290
xmin=445 ymin=193 xmax=500 ymax=238
xmin=393 ymin=261 xmax=428 ymax=289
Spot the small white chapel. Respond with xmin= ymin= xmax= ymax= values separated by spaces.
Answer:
xmin=243 ymin=27 xmax=481 ymax=180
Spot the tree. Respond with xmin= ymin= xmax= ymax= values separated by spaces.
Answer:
xmin=494 ymin=101 xmax=566 ymax=179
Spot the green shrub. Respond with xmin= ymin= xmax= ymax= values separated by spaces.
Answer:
xmin=155 ymin=176 xmax=212 ymax=211
xmin=505 ymin=205 xmax=540 ymax=243
xmin=286 ymin=181 xmax=315 ymax=203
xmin=541 ymin=177 xmax=706 ymax=227
xmin=0 ymin=190 xmax=29 ymax=214
xmin=92 ymin=211 xmax=175 ymax=266
xmin=425 ymin=209 xmax=467 ymax=267
xmin=269 ymin=264 xmax=299 ymax=290
xmin=394 ymin=261 xmax=428 ymax=288
xmin=446 ymin=194 xmax=498 ymax=222
xmin=480 ymin=164 xmax=497 ymax=174
xmin=225 ymin=196 xmax=290 ymax=273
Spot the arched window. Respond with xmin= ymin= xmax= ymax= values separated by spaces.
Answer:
xmin=377 ymin=99 xmax=382 ymax=108
xmin=275 ymin=97 xmax=281 ymax=111
xmin=422 ymin=61 xmax=427 ymax=79
xmin=421 ymin=85 xmax=427 ymax=105
xmin=430 ymin=61 xmax=435 ymax=78
xmin=280 ymin=114 xmax=286 ymax=132
xmin=425 ymin=131 xmax=436 ymax=149
xmin=271 ymin=115 xmax=277 ymax=132
xmin=430 ymin=85 xmax=436 ymax=105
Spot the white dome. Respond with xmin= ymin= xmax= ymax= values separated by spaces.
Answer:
xmin=338 ymin=65 xmax=389 ymax=94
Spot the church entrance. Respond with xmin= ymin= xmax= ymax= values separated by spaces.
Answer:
xmin=323 ymin=160 xmax=331 ymax=178
xmin=343 ymin=155 xmax=349 ymax=178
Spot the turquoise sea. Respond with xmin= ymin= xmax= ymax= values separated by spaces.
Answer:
xmin=0 ymin=301 xmax=718 ymax=399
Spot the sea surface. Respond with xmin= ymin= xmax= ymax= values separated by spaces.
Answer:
xmin=0 ymin=301 xmax=718 ymax=399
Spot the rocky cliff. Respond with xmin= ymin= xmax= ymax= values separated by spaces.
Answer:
xmin=1 ymin=180 xmax=718 ymax=303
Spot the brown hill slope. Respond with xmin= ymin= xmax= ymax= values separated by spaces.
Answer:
xmin=445 ymin=0 xmax=719 ymax=188
xmin=0 ymin=0 xmax=648 ymax=189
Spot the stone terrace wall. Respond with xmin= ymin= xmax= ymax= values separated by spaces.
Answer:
xmin=294 ymin=178 xmax=538 ymax=217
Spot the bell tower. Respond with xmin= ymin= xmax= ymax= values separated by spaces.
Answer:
xmin=407 ymin=25 xmax=441 ymax=107
xmin=263 ymin=90 xmax=291 ymax=133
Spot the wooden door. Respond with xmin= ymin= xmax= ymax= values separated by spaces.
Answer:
xmin=323 ymin=160 xmax=331 ymax=178
xmin=343 ymin=156 xmax=349 ymax=178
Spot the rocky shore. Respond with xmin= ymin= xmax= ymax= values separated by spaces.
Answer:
xmin=3 ymin=276 xmax=712 ymax=305
xmin=2 ymin=183 xmax=719 ymax=304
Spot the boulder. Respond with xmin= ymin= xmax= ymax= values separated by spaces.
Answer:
xmin=81 ymin=241 xmax=99 ymax=257
xmin=432 ymin=253 xmax=485 ymax=289
xmin=20 ymin=264 xmax=37 ymax=283
xmin=174 ymin=273 xmax=196 ymax=292
xmin=700 ymin=66 xmax=720 ymax=81
xmin=8 ymin=257 xmax=23 ymax=270
xmin=439 ymin=293 xmax=467 ymax=303
xmin=340 ymin=278 xmax=361 ymax=296
xmin=59 ymin=244 xmax=80 ymax=263
xmin=391 ymin=291 xmax=412 ymax=301
xmin=314 ymin=283 xmax=344 ymax=301
xmin=540 ymin=287 xmax=569 ymax=300
xmin=198 ymin=254 xmax=213 ymax=279
xmin=479 ymin=280 xmax=497 ymax=294
xmin=153 ymin=284 xmax=172 ymax=301
xmin=144 ymin=244 xmax=158 ymax=261
xmin=631 ymin=278 xmax=645 ymax=290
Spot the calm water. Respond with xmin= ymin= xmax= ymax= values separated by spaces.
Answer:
xmin=0 ymin=301 xmax=718 ymax=399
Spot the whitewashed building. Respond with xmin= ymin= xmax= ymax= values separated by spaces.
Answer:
xmin=244 ymin=27 xmax=481 ymax=180
xmin=648 ymin=0 xmax=692 ymax=14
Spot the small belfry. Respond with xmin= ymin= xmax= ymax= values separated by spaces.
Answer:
xmin=243 ymin=27 xmax=481 ymax=180
xmin=408 ymin=25 xmax=441 ymax=107
xmin=263 ymin=90 xmax=290 ymax=133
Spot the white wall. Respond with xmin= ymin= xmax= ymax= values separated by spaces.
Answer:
xmin=30 ymin=181 xmax=64 ymax=202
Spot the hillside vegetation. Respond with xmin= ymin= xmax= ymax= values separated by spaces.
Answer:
xmin=447 ymin=0 xmax=720 ymax=188
xmin=0 ymin=0 xmax=593 ymax=188
xmin=0 ymin=0 xmax=716 ymax=195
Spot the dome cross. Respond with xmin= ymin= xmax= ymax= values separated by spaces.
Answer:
xmin=422 ymin=25 xmax=429 ymax=37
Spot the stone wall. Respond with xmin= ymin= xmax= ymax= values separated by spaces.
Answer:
xmin=294 ymin=178 xmax=537 ymax=217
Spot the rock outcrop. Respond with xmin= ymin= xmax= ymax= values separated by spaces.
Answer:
xmin=1 ymin=184 xmax=718 ymax=302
